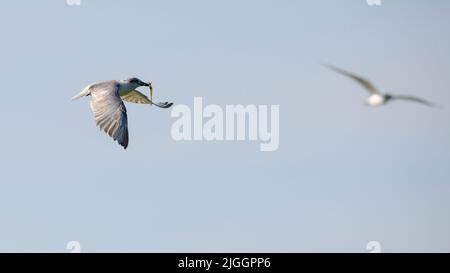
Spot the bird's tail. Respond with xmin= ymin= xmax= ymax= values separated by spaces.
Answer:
xmin=71 ymin=86 xmax=91 ymax=101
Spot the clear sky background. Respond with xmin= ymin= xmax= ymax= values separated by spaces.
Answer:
xmin=0 ymin=0 xmax=449 ymax=252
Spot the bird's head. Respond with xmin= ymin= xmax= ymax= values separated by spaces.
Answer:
xmin=124 ymin=77 xmax=149 ymax=89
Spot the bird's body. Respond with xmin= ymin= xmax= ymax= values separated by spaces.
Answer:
xmin=324 ymin=64 xmax=435 ymax=107
xmin=118 ymin=87 xmax=135 ymax=97
xmin=72 ymin=78 xmax=173 ymax=149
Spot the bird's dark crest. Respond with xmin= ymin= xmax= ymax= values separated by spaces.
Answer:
xmin=128 ymin=77 xmax=141 ymax=83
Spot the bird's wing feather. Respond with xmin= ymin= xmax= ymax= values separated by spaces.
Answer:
xmin=391 ymin=94 xmax=435 ymax=107
xmin=121 ymin=90 xmax=174 ymax=108
xmin=121 ymin=90 xmax=152 ymax=104
xmin=89 ymin=81 xmax=129 ymax=149
xmin=325 ymin=64 xmax=381 ymax=94
xmin=152 ymin=101 xmax=174 ymax=108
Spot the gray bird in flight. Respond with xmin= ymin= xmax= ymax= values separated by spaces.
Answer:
xmin=72 ymin=78 xmax=173 ymax=149
xmin=325 ymin=65 xmax=435 ymax=107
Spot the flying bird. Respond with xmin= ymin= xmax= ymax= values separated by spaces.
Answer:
xmin=72 ymin=78 xmax=173 ymax=149
xmin=324 ymin=64 xmax=435 ymax=107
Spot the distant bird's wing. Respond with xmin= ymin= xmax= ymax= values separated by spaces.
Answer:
xmin=152 ymin=101 xmax=174 ymax=108
xmin=324 ymin=64 xmax=381 ymax=94
xmin=391 ymin=94 xmax=435 ymax=107
xmin=89 ymin=81 xmax=129 ymax=149
xmin=121 ymin=90 xmax=152 ymax=104
xmin=121 ymin=90 xmax=174 ymax=108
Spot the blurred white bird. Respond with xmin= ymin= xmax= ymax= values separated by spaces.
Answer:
xmin=325 ymin=64 xmax=435 ymax=107
xmin=72 ymin=78 xmax=173 ymax=149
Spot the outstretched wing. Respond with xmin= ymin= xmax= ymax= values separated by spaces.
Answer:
xmin=121 ymin=90 xmax=174 ymax=108
xmin=392 ymin=95 xmax=435 ymax=107
xmin=121 ymin=90 xmax=152 ymax=104
xmin=152 ymin=101 xmax=174 ymax=108
xmin=89 ymin=81 xmax=129 ymax=149
xmin=325 ymin=64 xmax=381 ymax=94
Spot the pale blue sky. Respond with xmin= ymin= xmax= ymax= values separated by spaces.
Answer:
xmin=0 ymin=0 xmax=449 ymax=252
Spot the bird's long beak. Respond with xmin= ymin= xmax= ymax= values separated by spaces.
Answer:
xmin=140 ymin=81 xmax=149 ymax=87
